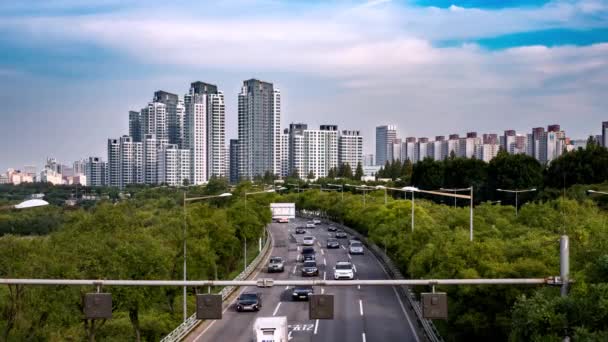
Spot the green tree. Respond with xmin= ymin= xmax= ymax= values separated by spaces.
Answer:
xmin=354 ymin=163 xmax=364 ymax=180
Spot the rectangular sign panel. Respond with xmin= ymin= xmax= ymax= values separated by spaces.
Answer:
xmin=270 ymin=203 xmax=295 ymax=219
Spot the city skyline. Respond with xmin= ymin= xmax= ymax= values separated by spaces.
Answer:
xmin=1 ymin=1 xmax=607 ymax=171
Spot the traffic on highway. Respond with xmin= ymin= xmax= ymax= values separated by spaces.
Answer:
xmin=185 ymin=218 xmax=420 ymax=342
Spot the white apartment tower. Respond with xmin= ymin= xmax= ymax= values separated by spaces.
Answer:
xmin=303 ymin=125 xmax=338 ymax=179
xmin=238 ymin=79 xmax=281 ymax=179
xmin=288 ymin=123 xmax=307 ymax=177
xmin=281 ymin=129 xmax=290 ymax=178
xmin=184 ymin=92 xmax=207 ymax=185
xmin=107 ymin=138 xmax=120 ymax=187
xmin=85 ymin=157 xmax=107 ymax=187
xmin=158 ymin=144 xmax=191 ymax=186
xmin=188 ymin=81 xmax=226 ymax=180
xmin=338 ymin=130 xmax=363 ymax=169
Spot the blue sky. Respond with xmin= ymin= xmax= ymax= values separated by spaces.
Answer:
xmin=1 ymin=0 xmax=607 ymax=171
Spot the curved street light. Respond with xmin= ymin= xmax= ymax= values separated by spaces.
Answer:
xmin=496 ymin=188 xmax=536 ymax=217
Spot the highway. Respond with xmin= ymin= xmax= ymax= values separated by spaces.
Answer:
xmin=184 ymin=218 xmax=420 ymax=342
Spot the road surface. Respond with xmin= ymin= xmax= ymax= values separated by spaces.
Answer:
xmin=184 ymin=218 xmax=421 ymax=342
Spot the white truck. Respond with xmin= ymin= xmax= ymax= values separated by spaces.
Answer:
xmin=253 ymin=316 xmax=288 ymax=342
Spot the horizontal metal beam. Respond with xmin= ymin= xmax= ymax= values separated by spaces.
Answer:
xmin=0 ymin=277 xmax=556 ymax=287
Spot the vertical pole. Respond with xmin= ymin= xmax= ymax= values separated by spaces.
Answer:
xmin=411 ymin=191 xmax=415 ymax=232
xmin=454 ymin=190 xmax=457 ymax=208
xmin=244 ymin=237 xmax=247 ymax=272
xmin=259 ymin=237 xmax=262 ymax=252
xmin=183 ymin=192 xmax=187 ymax=322
xmin=384 ymin=189 xmax=387 ymax=205
xmin=560 ymin=235 xmax=570 ymax=342
xmin=341 ymin=186 xmax=344 ymax=201
xmin=470 ymin=187 xmax=474 ymax=242
xmin=363 ymin=190 xmax=366 ymax=207
xmin=560 ymin=235 xmax=569 ymax=297
xmin=515 ymin=191 xmax=519 ymax=217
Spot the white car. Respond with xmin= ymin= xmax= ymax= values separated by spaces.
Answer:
xmin=312 ymin=219 xmax=321 ymax=225
xmin=306 ymin=222 xmax=315 ymax=228
xmin=334 ymin=261 xmax=355 ymax=280
xmin=302 ymin=236 xmax=315 ymax=246
xmin=348 ymin=241 xmax=364 ymax=255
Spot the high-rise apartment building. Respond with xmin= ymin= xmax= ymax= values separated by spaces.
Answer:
xmin=338 ymin=130 xmax=363 ymax=169
xmin=363 ymin=154 xmax=374 ymax=166
xmin=192 ymin=82 xmax=226 ymax=179
xmin=238 ymin=79 xmax=281 ymax=179
xmin=459 ymin=132 xmax=480 ymax=158
xmin=375 ymin=125 xmax=397 ymax=166
xmin=288 ymin=123 xmax=307 ymax=177
xmin=431 ymin=136 xmax=446 ymax=161
xmin=158 ymin=144 xmax=190 ymax=186
xmin=417 ymin=137 xmax=429 ymax=162
xmin=281 ymin=129 xmax=290 ymax=178
xmin=154 ymin=90 xmax=178 ymax=144
xmin=141 ymin=102 xmax=168 ymax=142
xmin=303 ymin=125 xmax=338 ymax=179
xmin=184 ymin=91 xmax=207 ymax=184
xmin=603 ymin=121 xmax=608 ymax=147
xmin=85 ymin=157 xmax=107 ymax=187
xmin=387 ymin=138 xmax=401 ymax=163
xmin=229 ymin=139 xmax=240 ymax=184
xmin=129 ymin=111 xmax=142 ymax=142
xmin=107 ymin=138 xmax=120 ymax=187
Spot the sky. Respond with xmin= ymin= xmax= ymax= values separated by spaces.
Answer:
xmin=1 ymin=0 xmax=607 ymax=171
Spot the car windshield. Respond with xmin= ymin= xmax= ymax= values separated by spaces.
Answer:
xmin=239 ymin=293 xmax=257 ymax=300
xmin=295 ymin=286 xmax=313 ymax=291
xmin=270 ymin=257 xmax=282 ymax=263
xmin=302 ymin=247 xmax=314 ymax=254
xmin=350 ymin=242 xmax=362 ymax=247
xmin=304 ymin=236 xmax=313 ymax=240
xmin=336 ymin=263 xmax=352 ymax=270
xmin=304 ymin=261 xmax=316 ymax=267
xmin=328 ymin=239 xmax=337 ymax=243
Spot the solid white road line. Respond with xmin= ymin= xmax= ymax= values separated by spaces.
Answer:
xmin=348 ymin=254 xmax=352 ymax=260
xmin=323 ymin=271 xmax=326 ymax=280
xmin=314 ymin=319 xmax=319 ymax=334
xmin=341 ymin=245 xmax=346 ymax=250
xmin=292 ymin=265 xmax=297 ymax=274
xmin=359 ymin=299 xmax=364 ymax=316
xmin=321 ymin=249 xmax=325 ymax=255
xmin=362 ymin=332 xmax=367 ymax=342
xmin=317 ymin=241 xmax=321 ymax=247
xmin=273 ymin=302 xmax=282 ymax=316
xmin=323 ymin=258 xmax=327 ymax=266
xmin=372 ymin=254 xmax=421 ymax=342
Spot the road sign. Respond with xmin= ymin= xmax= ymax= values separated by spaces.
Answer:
xmin=84 ymin=293 xmax=112 ymax=319
xmin=422 ymin=292 xmax=448 ymax=319
xmin=196 ymin=294 xmax=222 ymax=319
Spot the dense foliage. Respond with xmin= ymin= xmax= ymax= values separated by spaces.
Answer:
xmin=0 ymin=181 xmax=272 ymax=341
xmin=283 ymin=189 xmax=608 ymax=341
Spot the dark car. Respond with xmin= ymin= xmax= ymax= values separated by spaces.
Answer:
xmin=326 ymin=238 xmax=340 ymax=249
xmin=301 ymin=260 xmax=319 ymax=276
xmin=295 ymin=227 xmax=306 ymax=234
xmin=292 ymin=286 xmax=314 ymax=301
xmin=236 ymin=292 xmax=261 ymax=312
xmin=327 ymin=225 xmax=338 ymax=232
xmin=301 ymin=247 xmax=316 ymax=262
xmin=335 ymin=230 xmax=348 ymax=239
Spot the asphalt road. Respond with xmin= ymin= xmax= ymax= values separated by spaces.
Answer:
xmin=185 ymin=218 xmax=420 ymax=342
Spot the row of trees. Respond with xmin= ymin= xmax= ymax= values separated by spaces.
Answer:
xmin=281 ymin=189 xmax=608 ymax=341
xmin=372 ymin=140 xmax=608 ymax=207
xmin=0 ymin=181 xmax=273 ymax=341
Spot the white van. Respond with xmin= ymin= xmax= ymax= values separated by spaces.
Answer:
xmin=253 ymin=316 xmax=288 ymax=342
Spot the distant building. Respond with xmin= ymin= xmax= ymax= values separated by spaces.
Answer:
xmin=40 ymin=168 xmax=62 ymax=185
xmin=85 ymin=157 xmax=107 ymax=187
xmin=603 ymin=122 xmax=608 ymax=147
xmin=281 ymin=129 xmax=290 ymax=178
xmin=363 ymin=154 xmax=374 ymax=166
xmin=158 ymin=144 xmax=190 ymax=186
xmin=338 ymin=130 xmax=363 ymax=169
xmin=238 ymin=79 xmax=281 ymax=179
xmin=229 ymin=139 xmax=240 ymax=184
xmin=375 ymin=125 xmax=397 ymax=166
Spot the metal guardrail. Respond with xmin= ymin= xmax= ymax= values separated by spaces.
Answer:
xmin=298 ymin=210 xmax=444 ymax=342
xmin=160 ymin=226 xmax=273 ymax=342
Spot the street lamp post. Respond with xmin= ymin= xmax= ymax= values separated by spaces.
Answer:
xmin=496 ymin=188 xmax=536 ymax=217
xmin=375 ymin=185 xmax=388 ymax=205
xmin=183 ymin=192 xmax=232 ymax=322
xmin=440 ymin=187 xmax=471 ymax=208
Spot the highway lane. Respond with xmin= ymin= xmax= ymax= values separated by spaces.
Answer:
xmin=186 ymin=218 xmax=419 ymax=342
